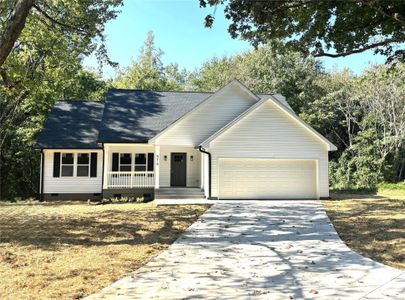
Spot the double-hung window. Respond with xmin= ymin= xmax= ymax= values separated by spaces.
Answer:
xmin=119 ymin=153 xmax=132 ymax=171
xmin=134 ymin=153 xmax=147 ymax=171
xmin=61 ymin=153 xmax=74 ymax=177
xmin=77 ymin=153 xmax=90 ymax=177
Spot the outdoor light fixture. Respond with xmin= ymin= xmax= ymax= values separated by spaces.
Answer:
xmin=190 ymin=155 xmax=194 ymax=161
xmin=164 ymin=155 xmax=167 ymax=161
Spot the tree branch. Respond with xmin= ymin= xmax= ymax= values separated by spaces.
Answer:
xmin=32 ymin=4 xmax=87 ymax=34
xmin=313 ymin=37 xmax=404 ymax=58
xmin=0 ymin=0 xmax=34 ymax=67
xmin=360 ymin=0 xmax=405 ymax=27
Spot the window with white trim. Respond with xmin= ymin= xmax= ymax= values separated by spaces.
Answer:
xmin=77 ymin=153 xmax=90 ymax=177
xmin=61 ymin=153 xmax=74 ymax=177
xmin=134 ymin=153 xmax=146 ymax=171
xmin=119 ymin=153 xmax=132 ymax=171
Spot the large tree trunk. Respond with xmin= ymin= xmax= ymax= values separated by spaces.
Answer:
xmin=0 ymin=0 xmax=34 ymax=68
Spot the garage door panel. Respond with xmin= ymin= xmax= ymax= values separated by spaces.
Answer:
xmin=218 ymin=159 xmax=317 ymax=199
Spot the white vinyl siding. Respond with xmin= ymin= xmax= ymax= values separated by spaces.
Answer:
xmin=43 ymin=149 xmax=102 ymax=194
xmin=218 ymin=159 xmax=317 ymax=199
xmin=208 ymin=100 xmax=330 ymax=198
xmin=154 ymin=85 xmax=257 ymax=146
xmin=159 ymin=147 xmax=201 ymax=187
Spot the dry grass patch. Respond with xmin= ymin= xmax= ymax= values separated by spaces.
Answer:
xmin=0 ymin=202 xmax=209 ymax=299
xmin=324 ymin=193 xmax=404 ymax=270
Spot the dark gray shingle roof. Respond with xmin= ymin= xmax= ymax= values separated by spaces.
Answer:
xmin=37 ymin=89 xmax=294 ymax=148
xmin=98 ymin=89 xmax=212 ymax=143
xmin=36 ymin=101 xmax=104 ymax=149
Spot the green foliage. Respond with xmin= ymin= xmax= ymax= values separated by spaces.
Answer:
xmin=113 ymin=31 xmax=190 ymax=91
xmin=100 ymin=196 xmax=145 ymax=204
xmin=200 ymin=0 xmax=405 ymax=62
xmin=0 ymin=0 xmax=118 ymax=200
xmin=191 ymin=46 xmax=324 ymax=113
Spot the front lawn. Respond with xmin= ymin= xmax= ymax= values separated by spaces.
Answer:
xmin=0 ymin=202 xmax=209 ymax=300
xmin=324 ymin=193 xmax=404 ymax=270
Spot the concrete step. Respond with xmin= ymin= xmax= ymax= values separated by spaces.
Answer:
xmin=155 ymin=194 xmax=205 ymax=199
xmin=155 ymin=188 xmax=205 ymax=199
xmin=156 ymin=191 xmax=204 ymax=195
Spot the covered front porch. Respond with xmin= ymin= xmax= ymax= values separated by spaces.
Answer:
xmin=102 ymin=144 xmax=207 ymax=198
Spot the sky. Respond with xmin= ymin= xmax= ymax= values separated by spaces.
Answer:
xmin=84 ymin=0 xmax=386 ymax=78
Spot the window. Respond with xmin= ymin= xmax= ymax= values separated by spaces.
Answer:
xmin=61 ymin=153 xmax=74 ymax=177
xmin=77 ymin=153 xmax=90 ymax=177
xmin=119 ymin=153 xmax=132 ymax=171
xmin=134 ymin=153 xmax=146 ymax=171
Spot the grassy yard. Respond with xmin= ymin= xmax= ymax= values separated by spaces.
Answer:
xmin=324 ymin=192 xmax=405 ymax=270
xmin=0 ymin=202 xmax=209 ymax=300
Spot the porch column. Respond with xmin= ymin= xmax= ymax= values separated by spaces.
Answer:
xmin=154 ymin=145 xmax=160 ymax=189
xmin=103 ymin=145 xmax=109 ymax=189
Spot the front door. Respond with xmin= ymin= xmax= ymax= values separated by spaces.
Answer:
xmin=171 ymin=153 xmax=187 ymax=187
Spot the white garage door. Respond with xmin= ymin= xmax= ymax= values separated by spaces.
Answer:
xmin=218 ymin=159 xmax=317 ymax=199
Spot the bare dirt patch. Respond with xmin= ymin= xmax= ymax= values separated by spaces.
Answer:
xmin=0 ymin=202 xmax=209 ymax=299
xmin=324 ymin=194 xmax=404 ymax=270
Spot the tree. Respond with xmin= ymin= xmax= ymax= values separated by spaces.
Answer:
xmin=191 ymin=46 xmax=324 ymax=113
xmin=114 ymin=31 xmax=188 ymax=91
xmin=0 ymin=0 xmax=117 ymax=200
xmin=200 ymin=0 xmax=405 ymax=62
xmin=0 ymin=0 xmax=123 ymax=68
xmin=323 ymin=64 xmax=405 ymax=189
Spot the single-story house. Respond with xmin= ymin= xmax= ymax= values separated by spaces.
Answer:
xmin=36 ymin=80 xmax=337 ymax=201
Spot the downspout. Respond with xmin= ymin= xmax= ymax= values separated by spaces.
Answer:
xmin=40 ymin=149 xmax=44 ymax=201
xmin=198 ymin=146 xmax=211 ymax=199
xmin=101 ymin=143 xmax=105 ymax=199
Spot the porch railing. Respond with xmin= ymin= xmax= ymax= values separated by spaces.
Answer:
xmin=107 ymin=171 xmax=155 ymax=188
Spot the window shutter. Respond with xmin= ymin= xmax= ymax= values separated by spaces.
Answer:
xmin=147 ymin=153 xmax=154 ymax=171
xmin=90 ymin=152 xmax=97 ymax=177
xmin=112 ymin=153 xmax=119 ymax=171
xmin=53 ymin=152 xmax=61 ymax=177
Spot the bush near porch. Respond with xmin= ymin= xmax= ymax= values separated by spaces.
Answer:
xmin=0 ymin=202 xmax=209 ymax=300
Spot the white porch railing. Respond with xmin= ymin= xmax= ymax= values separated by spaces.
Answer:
xmin=107 ymin=171 xmax=155 ymax=188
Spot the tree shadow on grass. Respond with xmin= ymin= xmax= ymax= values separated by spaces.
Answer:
xmin=0 ymin=205 xmax=209 ymax=250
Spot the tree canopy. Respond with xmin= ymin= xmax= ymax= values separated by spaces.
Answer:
xmin=0 ymin=0 xmax=123 ymax=68
xmin=0 ymin=0 xmax=121 ymax=199
xmin=114 ymin=31 xmax=190 ymax=91
xmin=200 ymin=0 xmax=405 ymax=62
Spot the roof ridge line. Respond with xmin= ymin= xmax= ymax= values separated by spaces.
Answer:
xmin=107 ymin=88 xmax=214 ymax=94
xmin=55 ymin=99 xmax=104 ymax=103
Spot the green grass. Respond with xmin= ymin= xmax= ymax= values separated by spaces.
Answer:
xmin=377 ymin=181 xmax=405 ymax=190
xmin=331 ymin=181 xmax=405 ymax=200
xmin=377 ymin=181 xmax=405 ymax=199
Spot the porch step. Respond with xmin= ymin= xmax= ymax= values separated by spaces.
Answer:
xmin=155 ymin=188 xmax=205 ymax=199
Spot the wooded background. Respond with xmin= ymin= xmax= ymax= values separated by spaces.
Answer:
xmin=0 ymin=0 xmax=404 ymax=199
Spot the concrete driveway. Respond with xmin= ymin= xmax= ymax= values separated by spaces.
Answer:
xmin=86 ymin=201 xmax=404 ymax=299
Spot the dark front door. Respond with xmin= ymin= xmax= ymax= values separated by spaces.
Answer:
xmin=171 ymin=153 xmax=187 ymax=187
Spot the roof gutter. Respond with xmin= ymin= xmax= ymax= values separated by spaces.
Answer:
xmin=198 ymin=146 xmax=211 ymax=199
